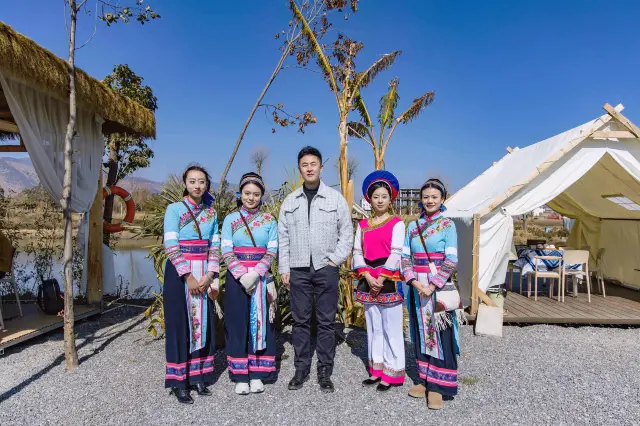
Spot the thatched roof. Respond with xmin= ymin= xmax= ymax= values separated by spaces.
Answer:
xmin=0 ymin=22 xmax=156 ymax=139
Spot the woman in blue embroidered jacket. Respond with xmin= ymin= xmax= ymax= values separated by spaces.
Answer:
xmin=163 ymin=164 xmax=220 ymax=405
xmin=221 ymin=172 xmax=278 ymax=395
xmin=401 ymin=178 xmax=462 ymax=410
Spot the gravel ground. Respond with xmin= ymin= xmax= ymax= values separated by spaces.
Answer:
xmin=1 ymin=306 xmax=639 ymax=426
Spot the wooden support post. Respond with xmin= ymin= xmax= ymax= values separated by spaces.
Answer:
xmin=603 ymin=103 xmax=640 ymax=137
xmin=0 ymin=136 xmax=26 ymax=152
xmin=0 ymin=119 xmax=19 ymax=133
xmin=86 ymin=174 xmax=103 ymax=307
xmin=0 ymin=145 xmax=27 ymax=152
xmin=591 ymin=130 xmax=636 ymax=139
xmin=478 ymin=289 xmax=497 ymax=307
xmin=471 ymin=214 xmax=480 ymax=315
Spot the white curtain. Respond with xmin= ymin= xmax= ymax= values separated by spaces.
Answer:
xmin=1 ymin=73 xmax=105 ymax=295
xmin=0 ymin=73 xmax=103 ymax=212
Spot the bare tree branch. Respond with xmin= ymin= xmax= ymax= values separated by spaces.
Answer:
xmin=75 ymin=0 xmax=99 ymax=50
xmin=251 ymin=147 xmax=270 ymax=176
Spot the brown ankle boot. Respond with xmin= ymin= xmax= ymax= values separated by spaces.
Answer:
xmin=427 ymin=391 xmax=443 ymax=410
xmin=408 ymin=383 xmax=426 ymax=398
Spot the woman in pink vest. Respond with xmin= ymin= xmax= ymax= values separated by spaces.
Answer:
xmin=352 ymin=170 xmax=406 ymax=392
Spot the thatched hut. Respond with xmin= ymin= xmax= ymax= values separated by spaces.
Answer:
xmin=0 ymin=21 xmax=156 ymax=352
xmin=0 ymin=22 xmax=155 ymax=140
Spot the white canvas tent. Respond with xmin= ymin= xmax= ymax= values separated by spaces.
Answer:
xmin=445 ymin=104 xmax=640 ymax=313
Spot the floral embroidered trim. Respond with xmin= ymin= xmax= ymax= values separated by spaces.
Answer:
xmin=354 ymin=290 xmax=404 ymax=305
xmin=409 ymin=216 xmax=452 ymax=240
xmin=166 ymin=356 xmax=214 ymax=381
xmin=231 ymin=211 xmax=275 ymax=236
xmin=227 ymin=356 xmax=249 ymax=375
xmin=427 ymin=365 xmax=457 ymax=387
xmin=360 ymin=215 xmax=400 ymax=232
xmin=248 ymin=355 xmax=276 ymax=372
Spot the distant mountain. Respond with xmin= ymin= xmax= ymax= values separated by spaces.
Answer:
xmin=0 ymin=157 xmax=164 ymax=194
xmin=116 ymin=176 xmax=164 ymax=193
xmin=0 ymin=157 xmax=39 ymax=194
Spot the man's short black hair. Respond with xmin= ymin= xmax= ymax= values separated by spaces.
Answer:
xmin=297 ymin=146 xmax=322 ymax=165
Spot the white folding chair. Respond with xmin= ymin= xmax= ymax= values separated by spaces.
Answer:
xmin=591 ymin=248 xmax=606 ymax=297
xmin=560 ymin=250 xmax=591 ymax=303
xmin=527 ymin=255 xmax=562 ymax=301
xmin=0 ymin=248 xmax=22 ymax=330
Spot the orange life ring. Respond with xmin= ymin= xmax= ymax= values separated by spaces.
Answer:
xmin=102 ymin=186 xmax=136 ymax=233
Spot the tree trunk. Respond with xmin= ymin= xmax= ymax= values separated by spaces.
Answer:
xmin=374 ymin=149 xmax=383 ymax=170
xmin=218 ymin=45 xmax=291 ymax=193
xmin=338 ymin=115 xmax=349 ymax=197
xmin=102 ymin=144 xmax=118 ymax=246
xmin=63 ymin=0 xmax=79 ymax=370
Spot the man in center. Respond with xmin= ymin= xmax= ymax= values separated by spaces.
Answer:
xmin=278 ymin=146 xmax=353 ymax=393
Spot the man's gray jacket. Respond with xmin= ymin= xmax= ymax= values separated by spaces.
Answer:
xmin=278 ymin=180 xmax=353 ymax=274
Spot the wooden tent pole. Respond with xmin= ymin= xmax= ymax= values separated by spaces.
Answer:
xmin=603 ymin=103 xmax=640 ymax=137
xmin=86 ymin=173 xmax=103 ymax=307
xmin=471 ymin=213 xmax=480 ymax=315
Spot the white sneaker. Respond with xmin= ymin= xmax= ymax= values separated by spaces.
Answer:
xmin=250 ymin=379 xmax=265 ymax=394
xmin=235 ymin=382 xmax=250 ymax=395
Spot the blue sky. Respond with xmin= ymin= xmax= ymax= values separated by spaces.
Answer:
xmin=3 ymin=0 xmax=640 ymax=193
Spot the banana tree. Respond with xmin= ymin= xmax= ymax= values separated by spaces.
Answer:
xmin=290 ymin=0 xmax=401 ymax=325
xmin=348 ymin=78 xmax=434 ymax=170
xmin=289 ymin=0 xmax=400 ymax=195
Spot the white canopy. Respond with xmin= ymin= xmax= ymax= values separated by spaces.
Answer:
xmin=445 ymin=104 xmax=640 ymax=306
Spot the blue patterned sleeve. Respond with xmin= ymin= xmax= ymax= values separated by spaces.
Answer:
xmin=255 ymin=217 xmax=278 ymax=277
xmin=401 ymin=221 xmax=416 ymax=283
xmin=431 ymin=220 xmax=458 ymax=288
xmin=207 ymin=212 xmax=220 ymax=275
xmin=164 ymin=204 xmax=190 ymax=276
xmin=221 ymin=213 xmax=248 ymax=279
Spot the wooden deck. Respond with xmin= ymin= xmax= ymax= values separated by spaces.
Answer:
xmin=502 ymin=291 xmax=640 ymax=325
xmin=0 ymin=303 xmax=101 ymax=353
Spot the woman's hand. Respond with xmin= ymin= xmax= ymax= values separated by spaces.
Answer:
xmin=240 ymin=270 xmax=261 ymax=294
xmin=365 ymin=273 xmax=378 ymax=288
xmin=186 ymin=274 xmax=202 ymax=295
xmin=411 ymin=280 xmax=428 ymax=298
xmin=366 ymin=273 xmax=382 ymax=297
xmin=199 ymin=273 xmax=214 ymax=292
xmin=267 ymin=281 xmax=277 ymax=303
xmin=207 ymin=278 xmax=219 ymax=300
xmin=424 ymin=284 xmax=437 ymax=297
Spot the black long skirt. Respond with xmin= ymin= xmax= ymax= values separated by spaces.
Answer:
xmin=163 ymin=261 xmax=216 ymax=389
xmin=224 ymin=270 xmax=277 ymax=383
xmin=408 ymin=286 xmax=458 ymax=397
